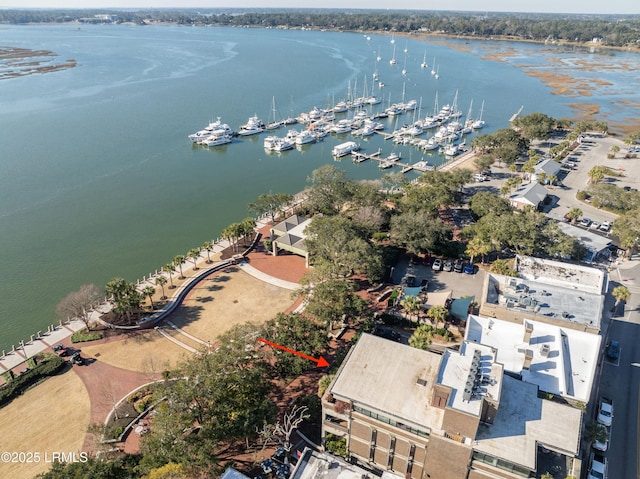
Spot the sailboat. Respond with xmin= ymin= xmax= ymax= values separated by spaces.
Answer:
xmin=472 ymin=100 xmax=486 ymax=129
xmin=390 ymin=43 xmax=397 ymax=65
xmin=403 ymin=41 xmax=408 ymax=54
xmin=434 ymin=65 xmax=440 ymax=79
xmin=390 ymin=34 xmax=395 ymax=44
xmin=266 ymin=96 xmax=282 ymax=130
xmin=421 ymin=50 xmax=428 ymax=69
xmin=401 ymin=51 xmax=408 ymax=76
xmin=430 ymin=57 xmax=436 ymax=75
xmin=376 ymin=46 xmax=382 ymax=62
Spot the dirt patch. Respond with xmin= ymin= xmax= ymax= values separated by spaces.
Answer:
xmin=0 ymin=369 xmax=90 ymax=479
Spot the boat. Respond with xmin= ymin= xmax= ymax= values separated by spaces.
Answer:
xmin=237 ymin=115 xmax=265 ymax=136
xmin=266 ymin=96 xmax=283 ymax=130
xmin=472 ymin=100 xmax=486 ymax=129
xmin=295 ymin=130 xmax=316 ymax=145
xmin=273 ymin=138 xmax=294 ymax=151
xmin=332 ymin=141 xmax=359 ymax=157
xmin=332 ymin=119 xmax=353 ymax=134
xmin=386 ymin=152 xmax=401 ymax=162
xmin=189 ymin=117 xmax=235 ymax=142
xmin=378 ymin=160 xmax=394 ymax=169
xmin=421 ymin=51 xmax=428 ymax=69
xmin=389 ymin=44 xmax=397 ymax=65
xmin=431 ymin=57 xmax=436 ymax=75
xmin=434 ymin=65 xmax=440 ymax=79
xmin=200 ymin=132 xmax=232 ymax=147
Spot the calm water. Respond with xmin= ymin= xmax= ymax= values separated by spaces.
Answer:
xmin=1 ymin=25 xmax=638 ymax=351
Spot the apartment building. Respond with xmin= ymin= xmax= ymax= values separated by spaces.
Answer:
xmin=322 ymin=333 xmax=582 ymax=479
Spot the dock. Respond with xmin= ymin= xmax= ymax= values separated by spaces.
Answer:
xmin=352 ymin=149 xmax=431 ymax=173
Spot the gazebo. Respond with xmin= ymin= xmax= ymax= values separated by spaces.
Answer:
xmin=270 ymin=214 xmax=313 ymax=266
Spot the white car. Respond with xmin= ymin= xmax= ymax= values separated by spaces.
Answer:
xmin=590 ymin=221 xmax=601 ymax=230
xmin=597 ymin=398 xmax=613 ymax=427
xmin=600 ymin=221 xmax=611 ymax=232
xmin=587 ymin=452 xmax=607 ymax=479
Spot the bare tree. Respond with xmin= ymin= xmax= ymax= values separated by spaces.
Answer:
xmin=274 ymin=405 xmax=309 ymax=453
xmin=56 ymin=283 xmax=103 ymax=330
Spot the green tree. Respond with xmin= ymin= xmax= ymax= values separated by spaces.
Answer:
xmin=469 ymin=191 xmax=512 ymax=219
xmin=143 ymin=285 xmax=156 ymax=310
xmin=408 ymin=324 xmax=432 ymax=350
xmin=612 ymin=285 xmax=630 ymax=308
xmin=612 ymin=209 xmax=640 ymax=256
xmin=588 ymin=166 xmax=605 ymax=184
xmin=583 ymin=421 xmax=608 ymax=450
xmin=489 ymin=259 xmax=518 ymax=276
xmin=173 ymin=255 xmax=186 ymax=279
xmin=566 ymin=207 xmax=582 ymax=223
xmin=260 ymin=313 xmax=329 ymax=377
xmin=299 ymin=277 xmax=367 ymax=331
xmin=305 ymin=164 xmax=352 ymax=215
xmin=249 ymin=192 xmax=294 ymax=223
xmin=105 ymin=278 xmax=143 ymax=323
xmin=318 ymin=374 xmax=335 ymax=398
xmin=162 ymin=263 xmax=176 ymax=289
xmin=155 ymin=276 xmax=168 ymax=300
xmin=400 ymin=295 xmax=422 ymax=321
xmin=304 ymin=215 xmax=375 ymax=278
xmin=390 ymin=211 xmax=452 ymax=256
xmin=201 ymin=240 xmax=214 ymax=264
xmin=140 ymin=323 xmax=276 ymax=476
xmin=512 ymin=112 xmax=556 ymax=140
xmin=187 ymin=248 xmax=201 ymax=270
xmin=609 ymin=145 xmax=620 ymax=158
xmin=426 ymin=305 xmax=448 ymax=328
xmin=466 ymin=237 xmax=491 ymax=264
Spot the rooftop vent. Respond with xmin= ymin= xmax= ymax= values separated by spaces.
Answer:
xmin=540 ymin=344 xmax=550 ymax=357
xmin=416 ymin=378 xmax=427 ymax=386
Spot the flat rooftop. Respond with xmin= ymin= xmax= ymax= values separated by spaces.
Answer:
xmin=515 ymin=255 xmax=606 ymax=295
xmin=485 ymin=272 xmax=604 ymax=330
xmin=330 ymin=333 xmax=444 ymax=430
xmin=291 ymin=447 xmax=402 ymax=479
xmin=474 ymin=375 xmax=582 ymax=471
xmin=465 ymin=315 xmax=600 ymax=402
xmin=438 ymin=342 xmax=503 ymax=417
xmin=556 ymin=222 xmax=612 ymax=258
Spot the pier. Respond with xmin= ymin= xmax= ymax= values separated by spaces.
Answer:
xmin=510 ymin=105 xmax=524 ymax=122
xmin=352 ymin=149 xmax=431 ymax=173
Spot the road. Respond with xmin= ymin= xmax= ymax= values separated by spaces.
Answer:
xmin=597 ymin=261 xmax=640 ymax=479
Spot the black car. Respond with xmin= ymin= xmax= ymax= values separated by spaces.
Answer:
xmin=453 ymin=259 xmax=464 ymax=273
xmin=373 ymin=327 xmax=401 ymax=342
xmin=606 ymin=340 xmax=620 ymax=360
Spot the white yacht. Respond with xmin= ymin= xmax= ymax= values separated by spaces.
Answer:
xmin=200 ymin=132 xmax=232 ymax=147
xmin=237 ymin=115 xmax=265 ymax=136
xmin=295 ymin=130 xmax=316 ymax=145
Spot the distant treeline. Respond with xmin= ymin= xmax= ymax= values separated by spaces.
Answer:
xmin=2 ymin=9 xmax=640 ymax=48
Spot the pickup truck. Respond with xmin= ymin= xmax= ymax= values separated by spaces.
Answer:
xmin=587 ymin=451 xmax=607 ymax=479
xmin=597 ymin=397 xmax=613 ymax=427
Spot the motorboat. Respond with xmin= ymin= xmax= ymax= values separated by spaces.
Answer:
xmin=237 ymin=115 xmax=265 ymax=136
xmin=295 ymin=130 xmax=316 ymax=145
xmin=200 ymin=132 xmax=232 ymax=147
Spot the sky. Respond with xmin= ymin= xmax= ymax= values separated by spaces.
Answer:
xmin=4 ymin=1 xmax=640 ymax=15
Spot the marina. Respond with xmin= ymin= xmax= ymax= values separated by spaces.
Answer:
xmin=1 ymin=23 xmax=638 ymax=351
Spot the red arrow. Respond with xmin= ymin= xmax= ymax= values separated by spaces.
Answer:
xmin=257 ymin=337 xmax=329 ymax=368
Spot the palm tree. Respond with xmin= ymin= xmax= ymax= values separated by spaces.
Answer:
xmin=155 ymin=276 xmax=168 ymax=300
xmin=187 ymin=248 xmax=201 ymax=270
xmin=466 ymin=238 xmax=491 ymax=264
xmin=163 ymin=263 xmax=176 ymax=289
xmin=241 ymin=217 xmax=257 ymax=246
xmin=566 ymin=207 xmax=582 ymax=224
xmin=408 ymin=324 xmax=433 ymax=350
xmin=612 ymin=285 xmax=630 ymax=317
xmin=609 ymin=145 xmax=620 ymax=158
xmin=400 ymin=295 xmax=422 ymax=322
xmin=588 ymin=166 xmax=605 ymax=184
xmin=143 ymin=285 xmax=156 ymax=310
xmin=583 ymin=421 xmax=608 ymax=450
xmin=173 ymin=255 xmax=186 ymax=279
xmin=427 ymin=305 xmax=448 ymax=329
xmin=202 ymin=240 xmax=214 ymax=264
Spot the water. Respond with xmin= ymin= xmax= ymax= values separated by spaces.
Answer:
xmin=1 ymin=25 xmax=638 ymax=352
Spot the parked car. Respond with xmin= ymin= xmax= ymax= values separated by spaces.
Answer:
xmin=587 ymin=452 xmax=607 ymax=479
xmin=580 ymin=217 xmax=592 ymax=227
xmin=432 ymin=258 xmax=442 ymax=271
xmin=453 ymin=259 xmax=464 ymax=273
xmin=606 ymin=340 xmax=620 ymax=360
xmin=597 ymin=397 xmax=613 ymax=427
xmin=463 ymin=262 xmax=475 ymax=275
xmin=600 ymin=221 xmax=611 ymax=232
xmin=590 ymin=221 xmax=601 ymax=230
xmin=443 ymin=259 xmax=454 ymax=272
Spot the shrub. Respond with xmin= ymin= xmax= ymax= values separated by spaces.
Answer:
xmin=0 ymin=355 xmax=66 ymax=408
xmin=70 ymin=330 xmax=103 ymax=343
xmin=324 ymin=433 xmax=347 ymax=457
